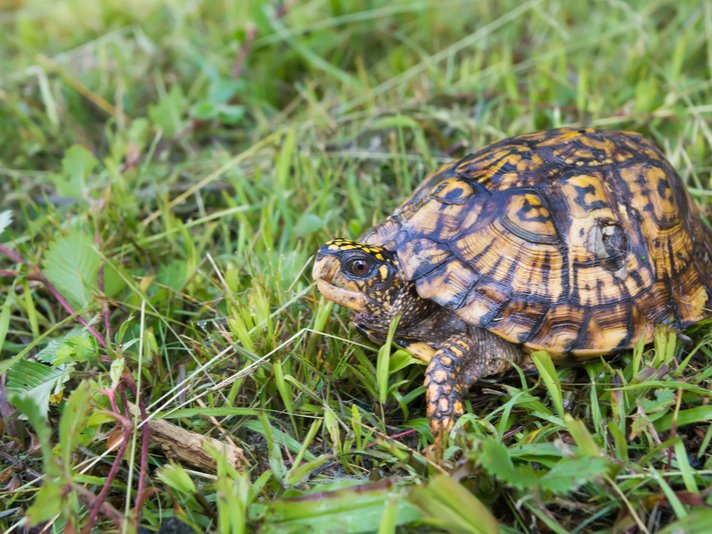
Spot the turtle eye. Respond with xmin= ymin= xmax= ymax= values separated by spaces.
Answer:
xmin=344 ymin=257 xmax=373 ymax=278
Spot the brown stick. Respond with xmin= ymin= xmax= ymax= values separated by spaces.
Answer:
xmin=127 ymin=403 xmax=248 ymax=471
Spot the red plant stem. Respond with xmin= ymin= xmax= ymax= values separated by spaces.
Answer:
xmin=72 ymin=483 xmax=123 ymax=530
xmin=0 ymin=243 xmax=23 ymax=263
xmin=0 ymin=243 xmax=107 ymax=347
xmin=0 ymin=269 xmax=17 ymax=277
xmin=37 ymin=272 xmax=107 ymax=347
xmin=82 ymin=408 xmax=133 ymax=533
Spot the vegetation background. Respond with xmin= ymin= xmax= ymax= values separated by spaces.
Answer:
xmin=1 ymin=0 xmax=711 ymax=532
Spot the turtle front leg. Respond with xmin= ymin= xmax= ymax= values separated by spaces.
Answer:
xmin=424 ymin=328 xmax=520 ymax=457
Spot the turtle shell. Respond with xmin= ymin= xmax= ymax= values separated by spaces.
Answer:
xmin=362 ymin=128 xmax=712 ymax=357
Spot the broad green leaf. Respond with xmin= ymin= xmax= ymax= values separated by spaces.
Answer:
xmin=6 ymin=359 xmax=66 ymax=418
xmin=410 ymin=475 xmax=499 ymax=534
xmin=58 ymin=380 xmax=93 ymax=473
xmin=43 ymin=231 xmax=101 ymax=310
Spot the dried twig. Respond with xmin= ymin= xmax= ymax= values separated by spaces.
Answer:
xmin=126 ymin=402 xmax=248 ymax=472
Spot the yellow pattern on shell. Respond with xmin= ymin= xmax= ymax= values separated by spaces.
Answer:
xmin=359 ymin=127 xmax=712 ymax=356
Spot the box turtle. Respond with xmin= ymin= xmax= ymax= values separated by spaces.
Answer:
xmin=313 ymin=127 xmax=712 ymax=451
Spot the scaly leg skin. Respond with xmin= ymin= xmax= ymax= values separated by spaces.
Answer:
xmin=424 ymin=328 xmax=521 ymax=459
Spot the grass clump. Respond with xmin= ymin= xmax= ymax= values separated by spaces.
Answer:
xmin=1 ymin=0 xmax=711 ymax=532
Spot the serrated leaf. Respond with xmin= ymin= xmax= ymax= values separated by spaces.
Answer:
xmin=476 ymin=438 xmax=539 ymax=490
xmin=59 ymin=380 xmax=93 ymax=473
xmin=539 ymin=456 xmax=609 ymax=494
xmin=0 ymin=210 xmax=12 ymax=236
xmin=54 ymin=335 xmax=97 ymax=365
xmin=7 ymin=359 xmax=66 ymax=418
xmin=410 ymin=475 xmax=499 ymax=534
xmin=34 ymin=328 xmax=86 ymax=363
xmin=43 ymin=231 xmax=101 ymax=309
xmin=639 ymin=388 xmax=675 ymax=417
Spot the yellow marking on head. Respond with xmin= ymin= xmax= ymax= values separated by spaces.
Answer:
xmin=378 ymin=265 xmax=389 ymax=280
xmin=328 ymin=244 xmax=340 ymax=250
xmin=375 ymin=253 xmax=384 ymax=261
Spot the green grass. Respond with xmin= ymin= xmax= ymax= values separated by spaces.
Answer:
xmin=1 ymin=0 xmax=711 ymax=532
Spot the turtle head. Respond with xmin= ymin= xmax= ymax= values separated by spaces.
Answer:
xmin=313 ymin=238 xmax=432 ymax=333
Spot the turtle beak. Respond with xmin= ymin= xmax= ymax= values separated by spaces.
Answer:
xmin=312 ymin=254 xmax=369 ymax=312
